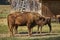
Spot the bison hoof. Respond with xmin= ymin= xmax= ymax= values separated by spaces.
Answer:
xmin=28 ymin=34 xmax=32 ymax=37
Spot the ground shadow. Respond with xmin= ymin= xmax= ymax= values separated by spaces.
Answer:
xmin=19 ymin=32 xmax=49 ymax=34
xmin=19 ymin=31 xmax=59 ymax=35
xmin=17 ymin=32 xmax=59 ymax=37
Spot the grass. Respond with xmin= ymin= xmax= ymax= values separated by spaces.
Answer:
xmin=0 ymin=36 xmax=60 ymax=40
xmin=0 ymin=5 xmax=11 ymax=11
xmin=0 ymin=19 xmax=60 ymax=40
xmin=0 ymin=24 xmax=8 ymax=34
xmin=0 ymin=5 xmax=10 ymax=18
xmin=0 ymin=13 xmax=9 ymax=18
xmin=0 ymin=21 xmax=60 ymax=34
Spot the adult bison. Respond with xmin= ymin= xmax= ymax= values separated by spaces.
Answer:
xmin=37 ymin=17 xmax=52 ymax=33
xmin=7 ymin=12 xmax=42 ymax=36
xmin=7 ymin=12 xmax=52 ymax=36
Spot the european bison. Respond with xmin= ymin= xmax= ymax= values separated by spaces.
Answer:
xmin=37 ymin=17 xmax=52 ymax=33
xmin=7 ymin=12 xmax=52 ymax=36
xmin=7 ymin=12 xmax=42 ymax=36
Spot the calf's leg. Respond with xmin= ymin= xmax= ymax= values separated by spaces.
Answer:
xmin=37 ymin=25 xmax=40 ymax=33
xmin=40 ymin=26 xmax=42 ymax=34
xmin=48 ymin=23 xmax=52 ymax=33
xmin=37 ymin=25 xmax=42 ymax=34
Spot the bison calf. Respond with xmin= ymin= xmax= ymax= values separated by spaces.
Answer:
xmin=37 ymin=17 xmax=52 ymax=34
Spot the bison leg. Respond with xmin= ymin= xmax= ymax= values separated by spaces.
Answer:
xmin=27 ymin=24 xmax=32 ymax=36
xmin=48 ymin=23 xmax=52 ymax=33
xmin=40 ymin=26 xmax=42 ymax=34
xmin=37 ymin=25 xmax=42 ymax=34
xmin=9 ymin=25 xmax=14 ymax=36
xmin=14 ymin=25 xmax=18 ymax=34
xmin=28 ymin=27 xmax=32 ymax=36
xmin=37 ymin=25 xmax=40 ymax=33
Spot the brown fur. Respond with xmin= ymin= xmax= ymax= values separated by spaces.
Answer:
xmin=7 ymin=12 xmax=41 ymax=36
xmin=37 ymin=17 xmax=52 ymax=33
xmin=7 ymin=12 xmax=52 ymax=36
